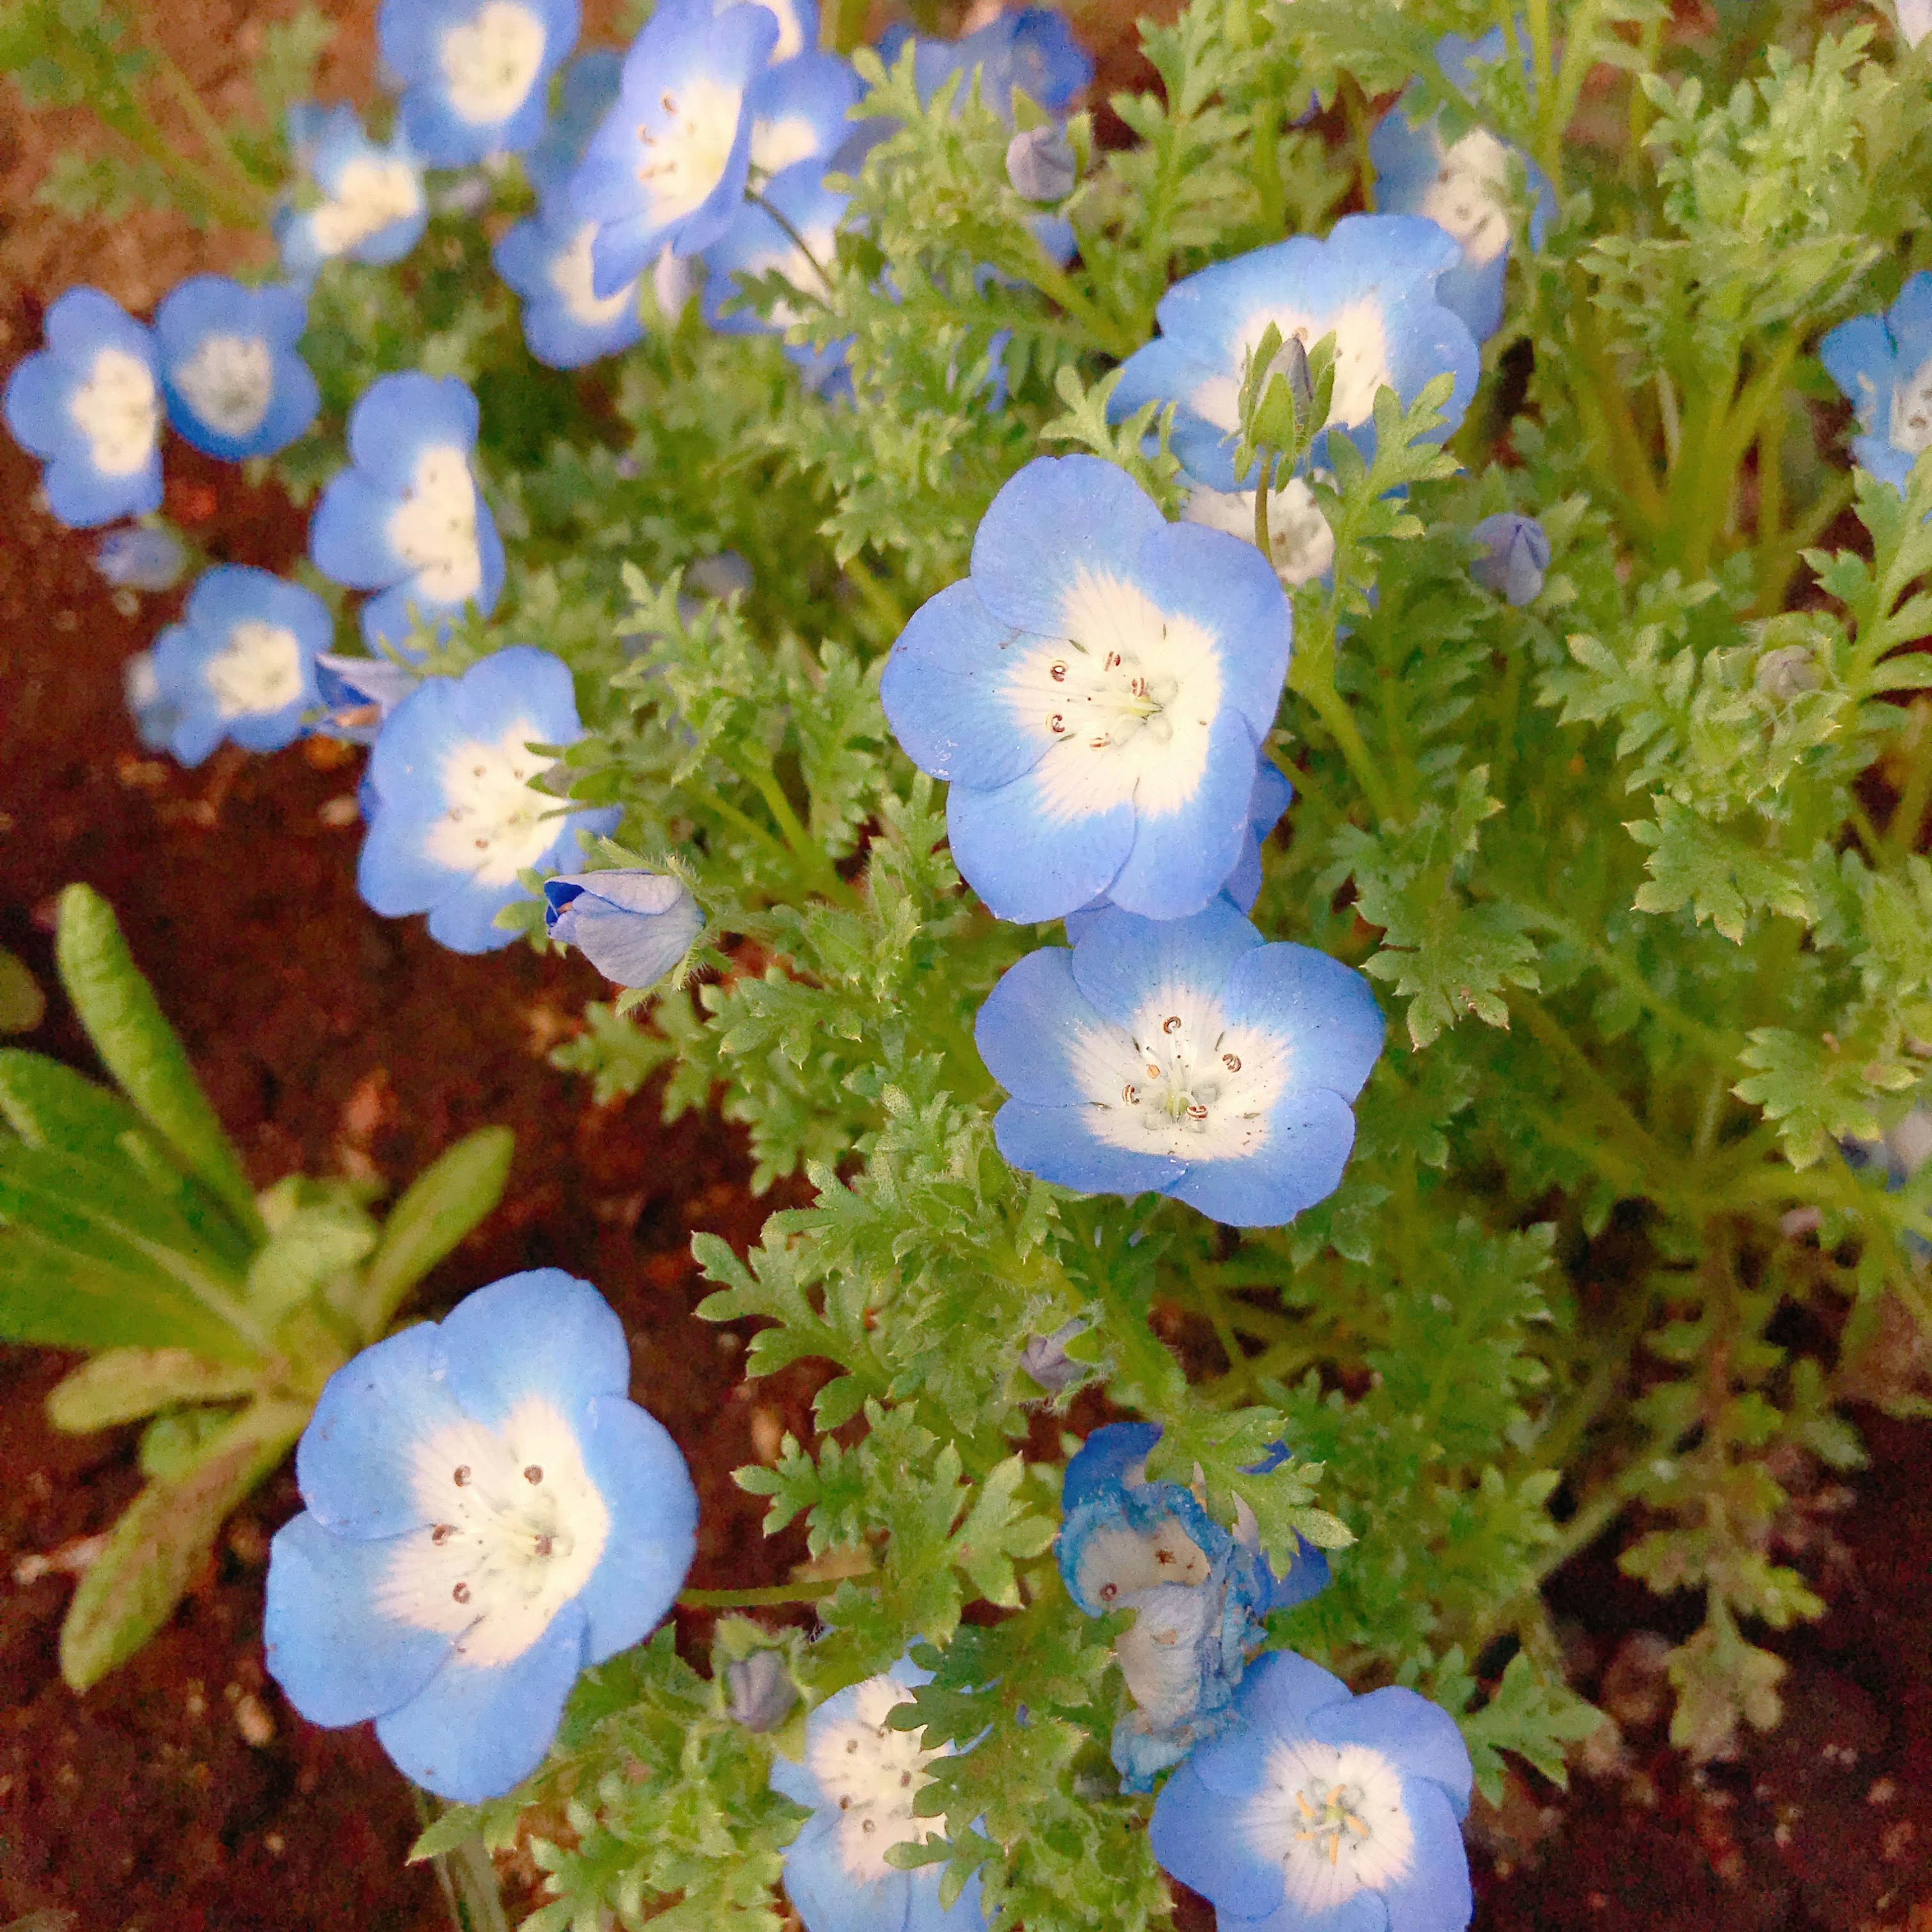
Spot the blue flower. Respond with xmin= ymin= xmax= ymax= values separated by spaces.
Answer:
xmin=569 ymin=0 xmax=781 ymax=299
xmin=1468 ymin=511 xmax=1549 ymax=606
xmin=745 ymin=49 xmax=862 ymax=179
xmin=153 ymin=276 xmax=319 ymax=461
xmin=3 ymin=288 xmax=162 ymax=528
xmin=264 ymin=1268 xmax=698 ymax=1803
xmin=770 ymin=1656 xmax=988 ymax=1932
xmin=1006 ymin=122 xmax=1077 ymax=203
xmin=145 ymin=566 xmax=330 ymax=766
xmin=495 ymin=201 xmax=648 ymax=367
xmin=380 ymin=0 xmax=579 ymax=165
xmin=279 ymin=105 xmax=428 ymax=277
xmin=701 ymin=159 xmax=848 ymax=386
xmin=124 ymin=652 xmax=180 ymax=752
xmin=713 ymin=0 xmax=816 ymax=66
xmin=543 ymin=868 xmax=704 ymax=986
xmin=1368 ymin=30 xmax=1555 ymax=344
xmin=95 ymin=524 xmax=188 ymax=592
xmin=975 ymin=901 xmax=1383 ymax=1227
xmin=1059 ymin=1422 xmax=1328 ymax=1792
xmin=309 ymin=372 xmax=506 ymax=655
xmin=1149 ymin=1651 xmax=1473 ymax=1932
xmin=877 ymin=7 xmax=1092 ymax=120
xmin=880 ymin=455 xmax=1292 ymax=923
xmin=1819 ymin=272 xmax=1932 ymax=492
xmin=358 ymin=646 xmax=620 ymax=952
xmin=1109 ymin=216 xmax=1482 ymax=492
xmin=313 ymin=651 xmax=423 ymax=744
xmin=1182 ymin=474 xmax=1336 ymax=590
xmin=524 ymin=47 xmax=625 ymax=197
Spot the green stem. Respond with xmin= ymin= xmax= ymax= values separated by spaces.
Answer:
xmin=745 ymin=188 xmax=831 ymax=294
xmin=130 ymin=12 xmax=271 ymax=204
xmin=738 ymin=757 xmax=863 ymax=910
xmin=1887 ymin=707 xmax=1932 ymax=857
xmin=1291 ymin=658 xmax=1401 ymax=825
xmin=1013 ymin=246 xmax=1139 ymax=360
xmin=678 ymin=1578 xmax=851 ymax=1608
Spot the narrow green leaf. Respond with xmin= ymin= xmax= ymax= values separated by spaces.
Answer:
xmin=0 ymin=1048 xmax=147 ymax=1166
xmin=0 ymin=1226 xmax=251 ymax=1359
xmin=47 ymin=1347 xmax=263 ymax=1431
xmin=248 ymin=1200 xmax=377 ymax=1321
xmin=0 ymin=947 xmax=45 ymax=1033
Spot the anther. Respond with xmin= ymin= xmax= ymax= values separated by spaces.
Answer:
xmin=452 ymin=1581 xmax=471 ymax=1603
xmin=1222 ymin=1053 xmax=1241 ymax=1071
xmin=1104 ymin=651 xmax=1121 ymax=670
xmin=1046 ymin=712 xmax=1066 ymax=733
xmin=524 ymin=1465 xmax=543 ymax=1484
xmin=1187 ymin=1103 xmax=1209 ymax=1120
xmin=900 ymin=1772 xmax=912 ymax=1787
xmin=846 ymin=1739 xmax=859 ymax=1754
xmin=1123 ymin=1083 xmax=1139 ymax=1103
xmin=535 ymin=1534 xmax=555 ymax=1558
xmin=432 ymin=1523 xmax=456 ymax=1544
xmin=861 ymin=1819 xmax=876 ymax=1834
xmin=453 ymin=1465 xmax=472 ymax=1486
xmin=1099 ymin=1582 xmax=1117 ymax=1601
xmin=1049 ymin=661 xmax=1067 ymax=682
xmin=1163 ymin=1015 xmax=1182 ymax=1034
xmin=661 ymin=91 xmax=676 ymax=110
xmin=839 ymin=1795 xmax=852 ymax=1809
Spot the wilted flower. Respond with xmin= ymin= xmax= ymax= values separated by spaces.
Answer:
xmin=877 ymin=7 xmax=1091 ymax=121
xmin=543 ymin=868 xmax=705 ymax=987
xmin=1819 ymin=271 xmax=1932 ymax=493
xmin=265 ymin=1269 xmax=698 ymax=1802
xmin=1182 ymin=474 xmax=1336 ymax=589
xmin=1149 ymin=1651 xmax=1474 ymax=1932
xmin=3 ymin=287 xmax=162 ymax=528
xmin=309 ymin=372 xmax=505 ymax=654
xmin=1005 ymin=122 xmax=1078 ymax=202
xmin=770 ymin=1656 xmax=988 ymax=1932
xmin=1109 ymin=215 xmax=1481 ymax=491
xmin=279 ymin=104 xmax=428 ymax=277
xmin=880 ymin=455 xmax=1292 ymax=924
xmin=357 ymin=646 xmax=619 ymax=951
xmin=975 ymin=901 xmax=1384 ymax=1227
xmin=95 ymin=525 xmax=188 ymax=593
xmin=1467 ymin=510 xmax=1550 ymax=606
xmin=153 ymin=276 xmax=319 ymax=461
xmin=313 ymin=651 xmax=423 ymax=745
xmin=379 ymin=0 xmax=579 ymax=165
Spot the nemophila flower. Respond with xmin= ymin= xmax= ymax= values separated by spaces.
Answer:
xmin=746 ymin=50 xmax=863 ymax=179
xmin=313 ymin=651 xmax=423 ymax=745
xmin=264 ymin=1269 xmax=698 ymax=1802
xmin=770 ymin=1656 xmax=988 ymax=1932
xmin=380 ymin=0 xmax=579 ymax=165
xmin=1368 ymin=30 xmax=1554 ymax=344
xmin=145 ymin=566 xmax=329 ymax=766
xmin=878 ymin=7 xmax=1092 ymax=120
xmin=95 ymin=525 xmax=188 ymax=593
xmin=1468 ymin=511 xmax=1549 ymax=606
xmin=4 ymin=288 xmax=162 ymax=528
xmin=1819 ymin=272 xmax=1932 ymax=492
xmin=1183 ymin=475 xmax=1336 ymax=590
xmin=153 ymin=276 xmax=319 ymax=461
xmin=974 ymin=900 xmax=1384 ymax=1227
xmin=359 ymin=646 xmax=618 ymax=951
xmin=279 ymin=105 xmax=428 ymax=277
xmin=570 ymin=0 xmax=780 ymax=299
xmin=495 ymin=200 xmax=647 ymax=367
xmin=1109 ymin=216 xmax=1481 ymax=493
xmin=310 ymin=372 xmax=505 ymax=655
xmin=702 ymin=160 xmax=848 ymax=387
xmin=1006 ymin=122 xmax=1077 ymax=203
xmin=525 ymin=47 xmax=624 ymax=196
xmin=880 ymin=455 xmax=1291 ymax=923
xmin=1149 ymin=1651 xmax=1474 ymax=1932
xmin=709 ymin=0 xmax=816 ymax=66
xmin=543 ymin=869 xmax=704 ymax=987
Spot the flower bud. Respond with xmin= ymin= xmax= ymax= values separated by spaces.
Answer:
xmin=95 ymin=526 xmax=187 ymax=593
xmin=1754 ymin=644 xmax=1820 ymax=700
xmin=543 ymin=869 xmax=704 ymax=989
xmin=727 ymin=1649 xmax=799 ymax=1733
xmin=1469 ymin=511 xmax=1551 ymax=606
xmin=1005 ymin=123 xmax=1078 ymax=203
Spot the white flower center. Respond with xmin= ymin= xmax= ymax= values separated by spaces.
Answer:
xmin=750 ymin=112 xmax=821 ymax=176
xmin=718 ymin=0 xmax=804 ymax=63
xmin=632 ymin=77 xmax=745 ymax=223
xmin=1183 ymin=476 xmax=1334 ymax=587
xmin=387 ymin=445 xmax=484 ymax=604
xmin=1245 ymin=1739 xmax=1415 ymax=1912
xmin=68 ymin=347 xmax=159 ymax=476
xmin=1069 ymin=984 xmax=1289 ymax=1162
xmin=206 ymin=618 xmax=304 ymax=716
xmin=1419 ymin=126 xmax=1513 ymax=265
xmin=807 ymin=1678 xmax=952 ymax=1884
xmin=310 ymin=155 xmax=424 ymax=255
xmin=171 ymin=332 xmax=275 ymax=438
xmin=1890 ymin=350 xmax=1932 ymax=456
xmin=1000 ymin=570 xmax=1223 ymax=825
xmin=439 ymin=1 xmax=548 ymax=126
xmin=1193 ymin=300 xmax=1394 ymax=437
xmin=379 ymin=1394 xmax=610 ymax=1670
xmin=421 ymin=720 xmax=566 ymax=887
xmin=550 ymin=220 xmax=637 ymax=325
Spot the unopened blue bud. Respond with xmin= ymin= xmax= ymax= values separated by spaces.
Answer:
xmin=544 ymin=868 xmax=704 ymax=988
xmin=95 ymin=526 xmax=188 ymax=593
xmin=727 ymin=1650 xmax=798 ymax=1733
xmin=1469 ymin=511 xmax=1550 ymax=606
xmin=1006 ymin=123 xmax=1077 ymax=203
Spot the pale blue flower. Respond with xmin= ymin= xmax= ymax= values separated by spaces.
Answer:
xmin=380 ymin=0 xmax=579 ymax=165
xmin=264 ymin=1268 xmax=698 ymax=1803
xmin=146 ymin=566 xmax=330 ymax=766
xmin=770 ymin=1656 xmax=988 ymax=1932
xmin=524 ymin=47 xmax=624 ymax=198
xmin=712 ymin=0 xmax=817 ymax=67
xmin=495 ymin=201 xmax=647 ymax=367
xmin=1181 ymin=474 xmax=1336 ymax=591
xmin=744 ymin=49 xmax=863 ymax=180
xmin=880 ymin=455 xmax=1292 ymax=923
xmin=309 ymin=372 xmax=506 ymax=655
xmin=1149 ymin=1651 xmax=1473 ymax=1932
xmin=975 ymin=901 xmax=1384 ymax=1227
xmin=543 ymin=868 xmax=704 ymax=986
xmin=3 ymin=288 xmax=162 ymax=528
xmin=1006 ymin=122 xmax=1076 ymax=202
xmin=1468 ymin=511 xmax=1549 ymax=606
xmin=279 ymin=104 xmax=428 ymax=277
xmin=1820 ymin=272 xmax=1932 ymax=492
xmin=95 ymin=525 xmax=188 ymax=592
xmin=124 ymin=651 xmax=179 ymax=752
xmin=876 ymin=7 xmax=1091 ymax=120
xmin=1109 ymin=216 xmax=1482 ymax=492
xmin=154 ymin=275 xmax=319 ymax=461
xmin=357 ymin=646 xmax=619 ymax=952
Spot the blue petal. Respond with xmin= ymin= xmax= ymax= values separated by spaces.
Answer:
xmin=376 ymin=1598 xmax=589 ymax=1802
xmin=1150 ymin=1754 xmax=1288 ymax=1919
xmin=437 ymin=1268 xmax=630 ymax=1425
xmin=1311 ymin=1686 xmax=1473 ymax=1820
xmin=1219 ymin=942 xmax=1386 ymax=1103
xmin=426 ymin=881 xmax=527 ymax=953
xmin=879 ymin=579 xmax=1039 ymax=786
xmin=783 ymin=1813 xmax=918 ymax=1932
xmin=264 ymin=1511 xmax=455 ymax=1726
xmin=311 ymin=470 xmax=409 ymax=589
xmin=453 ymin=642 xmax=584 ymax=743
xmin=1226 ymin=1647 xmax=1351 ymax=1747
xmin=1067 ymin=901 xmax=1263 ymax=1028
xmin=548 ymin=882 xmax=703 ymax=987
xmin=768 ymin=1747 xmax=822 ymax=1808
xmin=969 ymin=455 xmax=1166 ymax=639
xmin=993 ymin=1098 xmax=1185 ymax=1200
xmin=946 ymin=762 xmax=1136 ymax=923
xmin=1250 ymin=1893 xmax=1389 ymax=1932
xmin=1853 ymin=434 xmax=1917 ymax=491
xmin=348 ymin=372 xmax=480 ymax=490
xmin=974 ymin=943 xmax=1099 ymax=1107
xmin=1138 ymin=520 xmax=1292 ymax=742
xmin=1888 ymin=270 xmax=1932 ymax=371
xmin=358 ymin=813 xmax=466 ymax=922
xmin=44 ymin=286 xmax=154 ymax=364
xmin=1062 ymin=1420 xmax=1164 ymax=1509
xmin=572 ymin=1393 xmax=697 ymax=1661
xmin=296 ymin=1320 xmax=468 ymax=1537
xmin=3 ymin=353 xmax=73 ymax=461
xmin=1172 ymin=1086 xmax=1359 ymax=1228
xmin=1108 ymin=334 xmax=1218 ymax=440
xmin=1368 ymin=1778 xmax=1472 ymax=1932
xmin=1105 ymin=708 xmax=1259 ymax=921
xmin=1268 ymin=1538 xmax=1331 ymax=1612
xmin=42 ymin=450 xmax=164 ymax=529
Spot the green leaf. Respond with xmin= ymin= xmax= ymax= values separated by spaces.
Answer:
xmin=1461 ymin=1652 xmax=1605 ymax=1803
xmin=0 ymin=1047 xmax=146 ymax=1165
xmin=0 ymin=947 xmax=45 ymax=1033
xmin=60 ymin=1398 xmax=305 ymax=1691
xmin=247 ymin=1198 xmax=377 ymax=1322
xmin=1627 ymin=800 xmax=1812 ymax=942
xmin=53 ymin=884 xmax=264 ymax=1240
xmin=46 ymin=1347 xmax=262 ymax=1430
